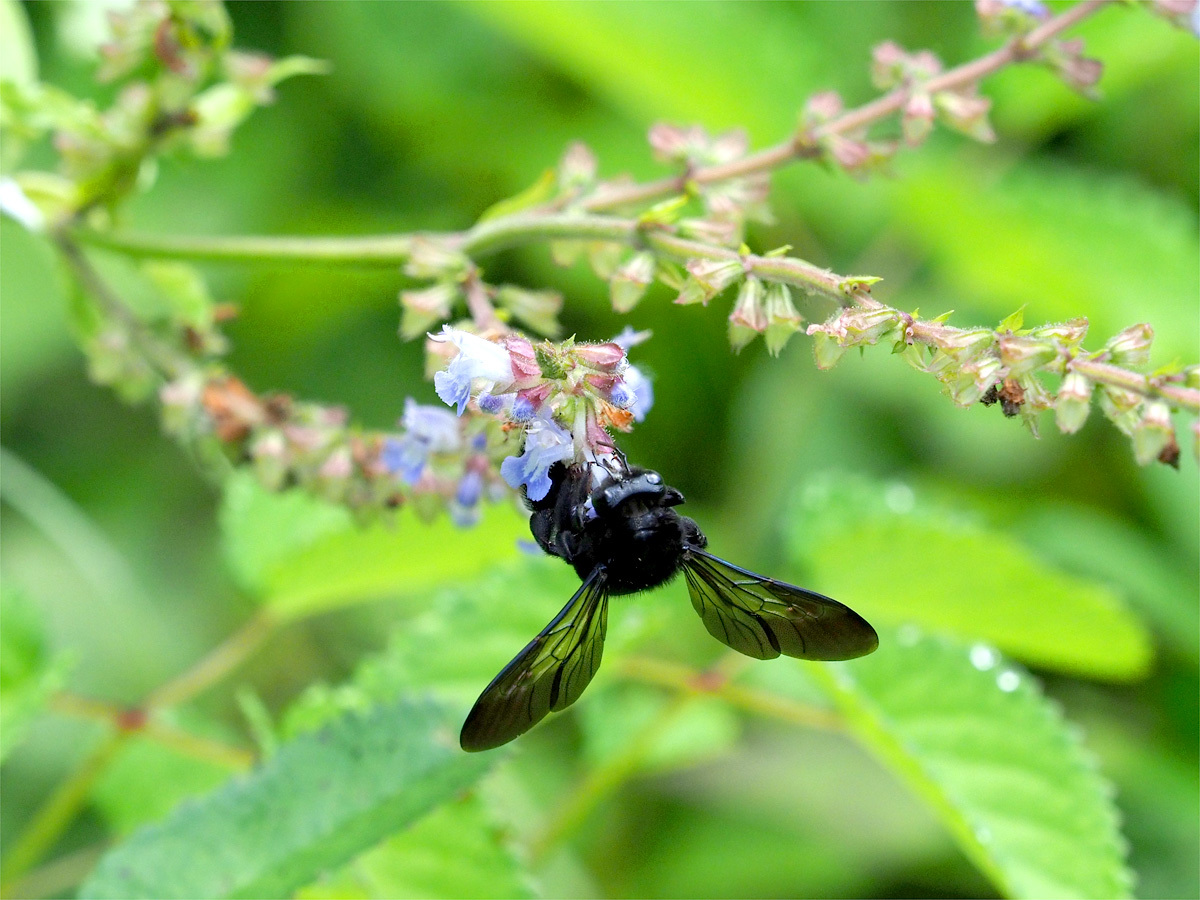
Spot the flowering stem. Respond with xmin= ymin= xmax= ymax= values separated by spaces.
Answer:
xmin=1070 ymin=357 xmax=1199 ymax=412
xmin=884 ymin=304 xmax=1200 ymax=414
xmin=68 ymin=0 xmax=1114 ymax=271
xmin=809 ymin=0 xmax=1113 ymax=145
xmin=54 ymin=234 xmax=189 ymax=379
xmin=69 ymin=226 xmax=415 ymax=267
xmin=572 ymin=0 xmax=1114 ymax=213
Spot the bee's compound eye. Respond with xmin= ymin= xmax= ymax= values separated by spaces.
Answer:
xmin=601 ymin=487 xmax=619 ymax=507
xmin=645 ymin=472 xmax=661 ymax=485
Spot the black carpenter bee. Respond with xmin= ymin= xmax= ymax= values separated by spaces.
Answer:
xmin=460 ymin=459 xmax=878 ymax=751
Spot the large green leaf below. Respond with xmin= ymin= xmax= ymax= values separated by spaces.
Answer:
xmin=788 ymin=475 xmax=1152 ymax=681
xmin=809 ymin=628 xmax=1132 ymax=899
xmin=79 ymin=698 xmax=494 ymax=899
xmin=219 ymin=471 xmax=528 ymax=619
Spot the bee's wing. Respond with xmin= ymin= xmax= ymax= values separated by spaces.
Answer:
xmin=682 ymin=547 xmax=878 ymax=661
xmin=460 ymin=567 xmax=609 ymax=752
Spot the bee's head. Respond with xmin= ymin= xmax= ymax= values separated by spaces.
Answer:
xmin=591 ymin=468 xmax=684 ymax=517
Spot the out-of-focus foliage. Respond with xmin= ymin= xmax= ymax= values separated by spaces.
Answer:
xmin=80 ymin=698 xmax=494 ymax=899
xmin=1 ymin=2 xmax=1196 ymax=900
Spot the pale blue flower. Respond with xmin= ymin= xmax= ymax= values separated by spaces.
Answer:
xmin=0 ymin=178 xmax=45 ymax=232
xmin=430 ymin=326 xmax=513 ymax=416
xmin=450 ymin=468 xmax=484 ymax=527
xmin=1000 ymin=0 xmax=1048 ymax=16
xmin=382 ymin=398 xmax=461 ymax=484
xmin=500 ymin=415 xmax=574 ymax=501
xmin=612 ymin=326 xmax=653 ymax=350
xmin=623 ymin=365 xmax=654 ymax=422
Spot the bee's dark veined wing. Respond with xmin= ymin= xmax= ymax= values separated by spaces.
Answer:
xmin=682 ymin=547 xmax=878 ymax=661
xmin=460 ymin=567 xmax=609 ymax=752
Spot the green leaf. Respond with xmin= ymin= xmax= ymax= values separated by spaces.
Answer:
xmin=1015 ymin=502 xmax=1199 ymax=667
xmin=220 ymin=471 xmax=353 ymax=595
xmin=281 ymin=557 xmax=590 ymax=734
xmin=478 ymin=168 xmax=556 ymax=221
xmin=80 ymin=698 xmax=495 ymax=900
xmin=219 ymin=472 xmax=528 ymax=619
xmin=281 ymin=556 xmax=682 ymax=742
xmin=264 ymin=55 xmax=333 ymax=86
xmin=0 ymin=0 xmax=37 ymax=87
xmin=141 ymin=262 xmax=215 ymax=330
xmin=788 ymin=475 xmax=1152 ymax=681
xmin=808 ymin=628 xmax=1132 ymax=899
xmin=299 ymin=795 xmax=533 ymax=900
xmin=895 ymin=160 xmax=1199 ymax=361
xmin=0 ymin=587 xmax=67 ymax=763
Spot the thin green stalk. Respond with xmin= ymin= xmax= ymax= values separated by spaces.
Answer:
xmin=70 ymin=227 xmax=415 ymax=267
xmin=144 ymin=609 xmax=278 ymax=709
xmin=529 ymin=692 xmax=696 ymax=865
xmin=50 ymin=694 xmax=255 ymax=770
xmin=616 ymin=655 xmax=843 ymax=732
xmin=0 ymin=733 xmax=127 ymax=893
xmin=0 ymin=845 xmax=106 ymax=900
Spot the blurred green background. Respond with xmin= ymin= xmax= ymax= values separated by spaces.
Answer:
xmin=1 ymin=2 xmax=1197 ymax=898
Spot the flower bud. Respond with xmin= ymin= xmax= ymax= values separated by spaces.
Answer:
xmin=1050 ymin=38 xmax=1103 ymax=95
xmin=803 ymin=91 xmax=843 ymax=126
xmin=404 ymin=237 xmax=469 ymax=280
xmin=399 ymin=283 xmax=457 ymax=340
xmin=998 ymin=334 xmax=1057 ymax=378
xmin=1105 ymin=324 xmax=1153 ymax=368
xmin=826 ymin=135 xmax=871 ymax=172
xmin=574 ymin=342 xmax=626 ymax=373
xmin=944 ymin=356 xmax=1003 ymax=406
xmin=932 ymin=328 xmax=994 ymax=360
xmin=588 ymin=243 xmax=623 ymax=281
xmin=871 ymin=41 xmax=908 ymax=90
xmin=318 ymin=446 xmax=353 ymax=481
xmin=505 ymin=334 xmax=542 ymax=385
xmin=675 ymin=259 xmax=742 ymax=306
xmin=1132 ymin=401 xmax=1175 ymax=466
xmin=677 ymin=217 xmax=741 ymax=247
xmin=763 ymin=283 xmax=803 ymax=357
xmin=558 ymin=141 xmax=597 ymax=190
xmin=610 ymin=252 xmax=655 ymax=313
xmin=496 ymin=285 xmax=562 ymax=337
xmin=1054 ymin=371 xmax=1093 ymax=434
xmin=513 ymin=383 xmax=553 ymax=422
xmin=902 ymin=92 xmax=935 ymax=146
xmin=1098 ymin=386 xmax=1142 ymax=436
xmin=935 ymin=89 xmax=995 ymax=143
xmin=648 ymin=123 xmax=706 ymax=164
xmin=728 ymin=278 xmax=768 ymax=352
xmin=251 ymin=430 xmax=289 ymax=491
xmin=810 ymin=332 xmax=846 ymax=370
xmin=477 ymin=392 xmax=505 ymax=415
